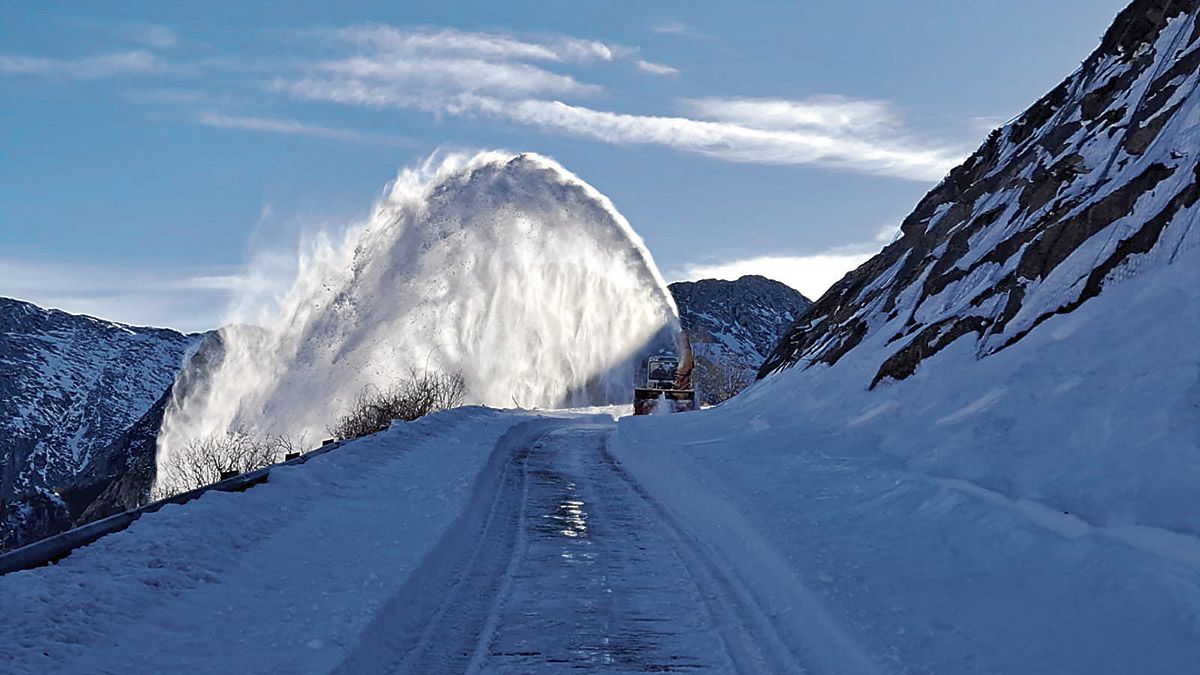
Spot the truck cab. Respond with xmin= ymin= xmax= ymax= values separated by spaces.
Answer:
xmin=645 ymin=355 xmax=680 ymax=390
xmin=633 ymin=340 xmax=697 ymax=415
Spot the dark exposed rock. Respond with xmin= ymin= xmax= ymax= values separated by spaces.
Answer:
xmin=0 ymin=489 xmax=71 ymax=553
xmin=73 ymin=330 xmax=229 ymax=526
xmin=74 ymin=388 xmax=172 ymax=524
xmin=872 ymin=317 xmax=991 ymax=387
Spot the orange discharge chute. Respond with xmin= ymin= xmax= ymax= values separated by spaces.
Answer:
xmin=674 ymin=331 xmax=693 ymax=391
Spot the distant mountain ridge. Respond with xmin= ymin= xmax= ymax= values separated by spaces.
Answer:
xmin=762 ymin=0 xmax=1200 ymax=384
xmin=0 ymin=297 xmax=201 ymax=550
xmin=669 ymin=276 xmax=811 ymax=403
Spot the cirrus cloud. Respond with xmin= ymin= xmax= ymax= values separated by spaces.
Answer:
xmin=634 ymin=59 xmax=679 ymax=76
xmin=197 ymin=111 xmax=412 ymax=146
xmin=264 ymin=25 xmax=964 ymax=181
xmin=0 ymin=51 xmax=164 ymax=79
xmin=324 ymin=25 xmax=626 ymax=64
xmin=2 ymin=22 xmax=970 ymax=182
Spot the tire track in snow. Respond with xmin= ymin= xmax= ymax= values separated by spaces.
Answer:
xmin=609 ymin=428 xmax=885 ymax=675
xmin=331 ymin=418 xmax=551 ymax=674
xmin=340 ymin=414 xmax=837 ymax=673
xmin=478 ymin=422 xmax=735 ymax=672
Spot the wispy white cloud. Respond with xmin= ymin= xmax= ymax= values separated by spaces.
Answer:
xmin=197 ymin=111 xmax=411 ymax=146
xmin=260 ymin=25 xmax=632 ymax=146
xmin=118 ymin=22 xmax=180 ymax=49
xmin=267 ymin=23 xmax=961 ymax=181
xmin=324 ymin=25 xmax=626 ymax=64
xmin=22 ymin=23 xmax=963 ymax=180
xmin=634 ymin=59 xmax=679 ymax=76
xmin=315 ymin=55 xmax=598 ymax=98
xmin=652 ymin=21 xmax=703 ymax=37
xmin=277 ymin=91 xmax=955 ymax=180
xmin=284 ymin=25 xmax=656 ymax=104
xmin=0 ymin=51 xmax=164 ymax=78
xmin=490 ymin=98 xmax=960 ymax=179
xmin=675 ymin=253 xmax=874 ymax=300
xmin=682 ymin=96 xmax=894 ymax=133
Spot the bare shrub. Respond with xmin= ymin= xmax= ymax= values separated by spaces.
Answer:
xmin=329 ymin=370 xmax=467 ymax=442
xmin=693 ymin=355 xmax=755 ymax=405
xmin=154 ymin=432 xmax=293 ymax=499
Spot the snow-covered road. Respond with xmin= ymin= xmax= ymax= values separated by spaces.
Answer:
xmin=1 ymin=409 xmax=830 ymax=674
xmin=4 ymin=399 xmax=1198 ymax=673
xmin=334 ymin=416 xmax=814 ymax=673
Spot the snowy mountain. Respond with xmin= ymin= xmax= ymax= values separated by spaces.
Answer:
xmin=762 ymin=0 xmax=1200 ymax=385
xmin=669 ymin=276 xmax=811 ymax=403
xmin=0 ymin=297 xmax=199 ymax=550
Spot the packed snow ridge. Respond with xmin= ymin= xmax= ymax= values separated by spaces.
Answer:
xmin=157 ymin=151 xmax=679 ymax=479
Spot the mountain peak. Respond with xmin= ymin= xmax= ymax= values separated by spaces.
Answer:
xmin=670 ymin=276 xmax=811 ymax=402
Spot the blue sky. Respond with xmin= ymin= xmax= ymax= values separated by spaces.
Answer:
xmin=1 ymin=0 xmax=1129 ymax=331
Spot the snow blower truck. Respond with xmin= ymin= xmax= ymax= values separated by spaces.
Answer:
xmin=633 ymin=332 xmax=697 ymax=415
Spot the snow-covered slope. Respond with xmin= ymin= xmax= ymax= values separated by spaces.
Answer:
xmin=0 ymin=297 xmax=198 ymax=500
xmin=3 ymin=4 xmax=1197 ymax=671
xmin=0 ymin=407 xmax=530 ymax=674
xmin=598 ymin=2 xmax=1200 ymax=667
xmin=6 ymin=238 xmax=1198 ymax=674
xmin=613 ymin=237 xmax=1200 ymax=672
xmin=0 ymin=298 xmax=200 ymax=550
xmin=762 ymin=0 xmax=1200 ymax=385
xmin=669 ymin=276 xmax=811 ymax=403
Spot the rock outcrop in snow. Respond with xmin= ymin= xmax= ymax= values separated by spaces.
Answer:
xmin=669 ymin=276 xmax=811 ymax=403
xmin=762 ymin=0 xmax=1200 ymax=386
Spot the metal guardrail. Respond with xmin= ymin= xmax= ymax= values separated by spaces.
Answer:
xmin=0 ymin=439 xmax=345 ymax=576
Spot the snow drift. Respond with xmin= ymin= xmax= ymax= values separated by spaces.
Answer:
xmin=157 ymin=152 xmax=678 ymax=474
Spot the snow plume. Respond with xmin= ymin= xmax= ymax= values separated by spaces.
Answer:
xmin=156 ymin=151 xmax=679 ymax=477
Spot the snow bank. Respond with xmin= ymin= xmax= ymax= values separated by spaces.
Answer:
xmin=611 ymin=244 xmax=1200 ymax=671
xmin=0 ymin=407 xmax=525 ymax=674
xmin=158 ymin=151 xmax=678 ymax=481
xmin=744 ymin=242 xmax=1200 ymax=537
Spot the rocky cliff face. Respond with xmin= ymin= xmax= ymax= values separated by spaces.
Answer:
xmin=670 ymin=276 xmax=811 ymax=403
xmin=762 ymin=0 xmax=1200 ymax=386
xmin=0 ymin=297 xmax=200 ymax=550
